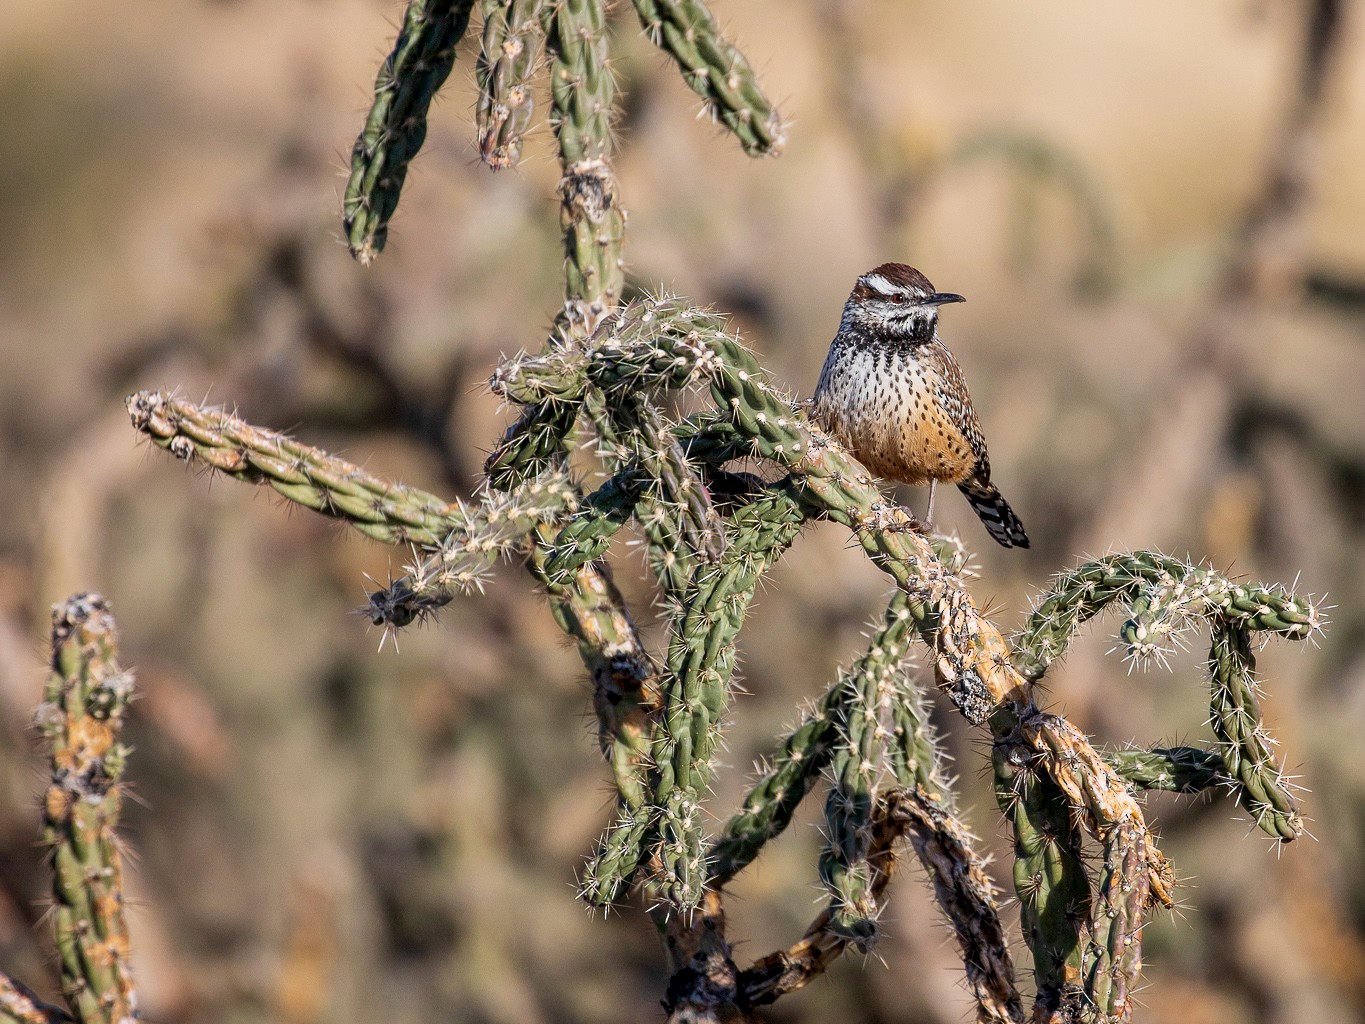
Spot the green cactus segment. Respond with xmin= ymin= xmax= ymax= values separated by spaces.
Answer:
xmin=584 ymin=485 xmax=805 ymax=909
xmin=127 ymin=390 xmax=460 ymax=548
xmin=708 ymin=680 xmax=843 ymax=886
xmin=0 ymin=975 xmax=70 ymax=1024
xmin=651 ymin=485 xmax=806 ymax=910
xmin=39 ymin=594 xmax=138 ymax=1024
xmin=1016 ymin=553 xmax=1320 ymax=681
xmin=993 ymin=743 xmax=1088 ymax=1017
xmin=607 ymin=399 xmax=725 ymax=566
xmin=899 ymin=791 xmax=1023 ymax=1024
xmin=528 ymin=527 xmax=659 ymax=804
xmin=580 ymin=802 xmax=655 ymax=906
xmin=343 ymin=0 xmax=477 ymax=264
xmin=490 ymin=296 xmax=732 ymax=406
xmin=475 ymin=0 xmax=547 ymax=169
xmin=1208 ymin=624 xmax=1303 ymax=841
xmin=820 ymin=591 xmax=924 ymax=947
xmin=1083 ymin=819 xmax=1148 ymax=1022
xmin=528 ymin=519 xmax=662 ymax=907
xmin=485 ymin=402 xmax=581 ymax=491
xmin=544 ymin=470 xmax=646 ymax=583
xmin=369 ymin=471 xmax=578 ymax=627
xmin=1106 ymin=746 xmax=1228 ymax=793
xmin=1121 ymin=566 xmax=1318 ymax=665
xmin=630 ymin=0 xmax=786 ymax=156
xmin=543 ymin=0 xmax=626 ymax=335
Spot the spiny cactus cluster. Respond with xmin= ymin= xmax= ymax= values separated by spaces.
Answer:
xmin=10 ymin=3 xmax=1308 ymax=1023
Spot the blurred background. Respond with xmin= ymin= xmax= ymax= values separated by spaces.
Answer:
xmin=3 ymin=1 xmax=1365 ymax=1022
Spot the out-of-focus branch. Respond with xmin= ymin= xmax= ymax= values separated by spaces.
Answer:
xmin=39 ymin=594 xmax=138 ymax=1024
xmin=0 ymin=975 xmax=71 ymax=1024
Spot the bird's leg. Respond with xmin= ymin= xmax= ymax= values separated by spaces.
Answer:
xmin=925 ymin=479 xmax=937 ymax=529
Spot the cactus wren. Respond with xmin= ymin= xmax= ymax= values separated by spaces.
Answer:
xmin=811 ymin=263 xmax=1029 ymax=548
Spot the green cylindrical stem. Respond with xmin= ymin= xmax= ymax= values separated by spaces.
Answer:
xmin=39 ymin=595 xmax=138 ymax=1024
xmin=819 ymin=591 xmax=924 ymax=946
xmin=1208 ymin=624 xmax=1303 ymax=841
xmin=993 ymin=742 xmax=1088 ymax=1017
xmin=1106 ymin=746 xmax=1227 ymax=793
xmin=1018 ymin=553 xmax=1319 ymax=681
xmin=630 ymin=0 xmax=786 ymax=156
xmin=1083 ymin=820 xmax=1147 ymax=1022
xmin=484 ymin=401 xmax=581 ymax=491
xmin=543 ymin=0 xmax=625 ymax=335
xmin=652 ymin=486 xmax=806 ymax=909
xmin=368 ymin=471 xmax=578 ymax=627
xmin=581 ymin=803 xmax=655 ymax=907
xmin=1122 ymin=564 xmax=1319 ymax=664
xmin=708 ymin=682 xmax=842 ymax=886
xmin=475 ymin=0 xmax=548 ymax=169
xmin=127 ymin=390 xmax=461 ymax=548
xmin=544 ymin=470 xmax=646 ymax=583
xmin=343 ymin=0 xmax=477 ymax=263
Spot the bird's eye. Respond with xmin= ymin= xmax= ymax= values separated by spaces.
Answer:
xmin=890 ymin=294 xmax=905 ymax=304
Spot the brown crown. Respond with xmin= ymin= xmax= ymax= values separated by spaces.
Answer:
xmin=851 ymin=263 xmax=936 ymax=302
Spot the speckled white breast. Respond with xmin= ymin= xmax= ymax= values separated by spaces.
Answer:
xmin=812 ymin=343 xmax=976 ymax=485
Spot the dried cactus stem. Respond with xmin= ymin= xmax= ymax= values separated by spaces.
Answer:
xmin=737 ymin=790 xmax=912 ymax=1006
xmin=0 ymin=975 xmax=71 ymax=1024
xmin=343 ymin=0 xmax=477 ymax=263
xmin=39 ymin=595 xmax=138 ymax=1024
xmin=900 ymin=790 xmax=1023 ymax=1024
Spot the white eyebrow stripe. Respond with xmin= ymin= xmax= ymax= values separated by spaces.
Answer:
xmin=860 ymin=274 xmax=901 ymax=297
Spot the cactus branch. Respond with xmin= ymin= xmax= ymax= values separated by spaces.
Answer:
xmin=1106 ymin=745 xmax=1228 ymax=793
xmin=0 ymin=976 xmax=71 ymax=1024
xmin=900 ymin=790 xmax=1023 ymax=1024
xmin=630 ymin=0 xmax=786 ymax=156
xmin=343 ymin=0 xmax=477 ymax=264
xmin=651 ymin=484 xmax=806 ymax=910
xmin=127 ymin=389 xmax=463 ymax=548
xmin=475 ymin=0 xmax=548 ymax=169
xmin=39 ymin=594 xmax=138 ymax=1024
xmin=1209 ymin=623 xmax=1304 ymax=840
xmin=543 ymin=0 xmax=625 ymax=336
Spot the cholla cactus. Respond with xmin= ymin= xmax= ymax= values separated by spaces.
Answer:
xmin=116 ymin=3 xmax=1324 ymax=1023
xmin=0 ymin=595 xmax=141 ymax=1024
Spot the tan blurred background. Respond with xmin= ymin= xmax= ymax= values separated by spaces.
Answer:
xmin=3 ymin=1 xmax=1365 ymax=1021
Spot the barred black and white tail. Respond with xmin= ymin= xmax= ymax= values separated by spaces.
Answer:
xmin=959 ymin=478 xmax=1029 ymax=548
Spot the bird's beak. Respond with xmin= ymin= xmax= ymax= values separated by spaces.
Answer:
xmin=926 ymin=292 xmax=966 ymax=306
